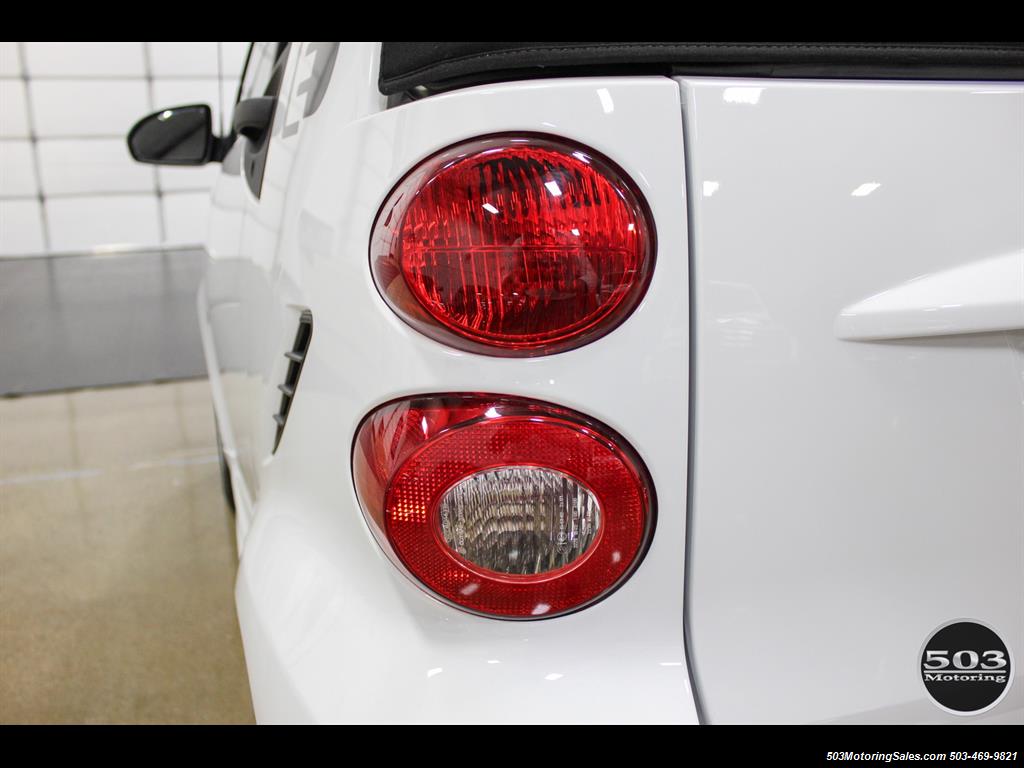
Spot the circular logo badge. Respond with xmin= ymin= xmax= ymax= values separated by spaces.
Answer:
xmin=920 ymin=620 xmax=1013 ymax=715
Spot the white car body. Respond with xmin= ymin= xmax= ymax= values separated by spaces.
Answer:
xmin=194 ymin=42 xmax=1023 ymax=723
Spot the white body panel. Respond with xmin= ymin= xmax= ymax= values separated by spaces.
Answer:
xmin=202 ymin=47 xmax=695 ymax=724
xmin=835 ymin=250 xmax=1024 ymax=341
xmin=198 ymin=43 xmax=1023 ymax=723
xmin=681 ymin=77 xmax=1023 ymax=724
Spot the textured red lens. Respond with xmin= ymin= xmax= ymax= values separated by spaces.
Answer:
xmin=371 ymin=136 xmax=653 ymax=355
xmin=352 ymin=395 xmax=654 ymax=618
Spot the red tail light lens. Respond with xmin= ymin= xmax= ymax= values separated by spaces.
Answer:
xmin=352 ymin=395 xmax=654 ymax=618
xmin=370 ymin=136 xmax=654 ymax=356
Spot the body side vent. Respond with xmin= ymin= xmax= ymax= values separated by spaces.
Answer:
xmin=273 ymin=310 xmax=312 ymax=453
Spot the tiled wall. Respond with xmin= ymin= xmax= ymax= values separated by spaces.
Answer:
xmin=0 ymin=42 xmax=249 ymax=257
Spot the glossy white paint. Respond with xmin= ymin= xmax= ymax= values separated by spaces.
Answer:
xmin=836 ymin=250 xmax=1024 ymax=340
xmin=199 ymin=43 xmax=1023 ymax=723
xmin=681 ymin=77 xmax=1024 ymax=724
xmin=201 ymin=46 xmax=694 ymax=722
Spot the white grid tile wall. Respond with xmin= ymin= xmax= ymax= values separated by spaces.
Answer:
xmin=0 ymin=41 xmax=249 ymax=257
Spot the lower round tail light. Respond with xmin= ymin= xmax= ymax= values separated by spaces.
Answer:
xmin=352 ymin=395 xmax=654 ymax=618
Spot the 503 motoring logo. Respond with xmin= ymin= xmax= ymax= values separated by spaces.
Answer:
xmin=920 ymin=620 xmax=1013 ymax=715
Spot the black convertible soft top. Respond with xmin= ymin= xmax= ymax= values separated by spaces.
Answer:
xmin=379 ymin=42 xmax=1024 ymax=96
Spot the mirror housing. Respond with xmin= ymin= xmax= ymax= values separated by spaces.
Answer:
xmin=127 ymin=104 xmax=227 ymax=166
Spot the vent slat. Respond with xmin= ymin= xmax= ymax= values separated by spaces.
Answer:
xmin=273 ymin=310 xmax=313 ymax=453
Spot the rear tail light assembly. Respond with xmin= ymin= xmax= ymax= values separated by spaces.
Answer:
xmin=370 ymin=135 xmax=654 ymax=356
xmin=356 ymin=135 xmax=656 ymax=618
xmin=352 ymin=395 xmax=655 ymax=619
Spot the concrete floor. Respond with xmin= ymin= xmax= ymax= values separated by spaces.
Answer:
xmin=0 ymin=379 xmax=254 ymax=723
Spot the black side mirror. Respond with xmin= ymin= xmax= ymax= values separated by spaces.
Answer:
xmin=127 ymin=104 xmax=222 ymax=166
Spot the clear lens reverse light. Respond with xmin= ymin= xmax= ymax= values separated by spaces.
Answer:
xmin=438 ymin=466 xmax=601 ymax=575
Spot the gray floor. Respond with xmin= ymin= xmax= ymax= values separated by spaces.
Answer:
xmin=0 ymin=250 xmax=253 ymax=722
xmin=0 ymin=249 xmax=208 ymax=395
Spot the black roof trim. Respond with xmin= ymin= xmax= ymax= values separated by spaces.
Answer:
xmin=379 ymin=42 xmax=1024 ymax=96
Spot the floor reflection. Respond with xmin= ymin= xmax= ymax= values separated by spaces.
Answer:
xmin=0 ymin=378 xmax=254 ymax=724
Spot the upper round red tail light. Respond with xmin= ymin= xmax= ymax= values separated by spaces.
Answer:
xmin=352 ymin=395 xmax=654 ymax=619
xmin=370 ymin=135 xmax=654 ymax=356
